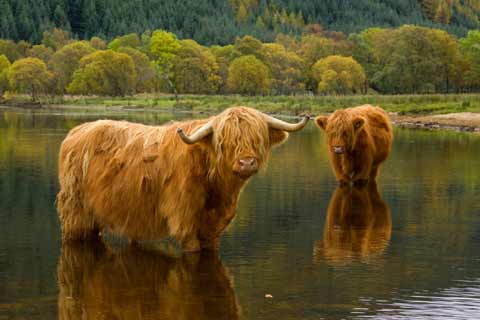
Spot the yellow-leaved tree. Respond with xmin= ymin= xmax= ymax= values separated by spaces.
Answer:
xmin=149 ymin=30 xmax=181 ymax=97
xmin=68 ymin=50 xmax=137 ymax=96
xmin=312 ymin=55 xmax=366 ymax=95
xmin=263 ymin=43 xmax=305 ymax=94
xmin=49 ymin=41 xmax=95 ymax=93
xmin=227 ymin=55 xmax=270 ymax=95
xmin=117 ymin=47 xmax=157 ymax=93
xmin=174 ymin=40 xmax=222 ymax=94
xmin=0 ymin=55 xmax=11 ymax=98
xmin=8 ymin=57 xmax=52 ymax=101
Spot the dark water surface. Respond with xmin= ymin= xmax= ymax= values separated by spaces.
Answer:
xmin=1 ymin=108 xmax=480 ymax=319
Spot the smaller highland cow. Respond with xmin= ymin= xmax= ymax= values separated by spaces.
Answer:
xmin=315 ymin=105 xmax=393 ymax=185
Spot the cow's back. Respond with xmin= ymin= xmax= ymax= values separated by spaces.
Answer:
xmin=58 ymin=120 xmax=172 ymax=239
xmin=57 ymin=119 xmax=214 ymax=241
xmin=355 ymin=105 xmax=393 ymax=163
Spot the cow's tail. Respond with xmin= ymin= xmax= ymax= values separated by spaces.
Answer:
xmin=57 ymin=150 xmax=99 ymax=241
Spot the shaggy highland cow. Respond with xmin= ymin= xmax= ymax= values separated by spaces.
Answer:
xmin=314 ymin=181 xmax=391 ymax=265
xmin=57 ymin=106 xmax=309 ymax=251
xmin=58 ymin=242 xmax=239 ymax=320
xmin=315 ymin=105 xmax=393 ymax=185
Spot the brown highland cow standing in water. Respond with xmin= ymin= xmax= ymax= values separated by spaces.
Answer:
xmin=315 ymin=105 xmax=393 ymax=185
xmin=57 ymin=107 xmax=309 ymax=251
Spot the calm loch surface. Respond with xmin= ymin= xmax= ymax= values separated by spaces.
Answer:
xmin=1 ymin=108 xmax=480 ymax=320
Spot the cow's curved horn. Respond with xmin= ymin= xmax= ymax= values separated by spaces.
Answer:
xmin=264 ymin=114 xmax=310 ymax=132
xmin=177 ymin=121 xmax=213 ymax=144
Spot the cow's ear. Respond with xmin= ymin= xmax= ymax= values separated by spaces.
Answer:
xmin=315 ymin=116 xmax=328 ymax=130
xmin=269 ymin=129 xmax=288 ymax=148
xmin=353 ymin=117 xmax=365 ymax=131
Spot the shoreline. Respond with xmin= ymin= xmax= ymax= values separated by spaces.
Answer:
xmin=1 ymin=102 xmax=480 ymax=133
xmin=390 ymin=113 xmax=480 ymax=133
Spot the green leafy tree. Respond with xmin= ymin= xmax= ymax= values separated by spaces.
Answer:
xmin=149 ymin=30 xmax=181 ymax=97
xmin=210 ymin=44 xmax=241 ymax=93
xmin=174 ymin=40 xmax=222 ymax=94
xmin=8 ymin=57 xmax=52 ymax=101
xmin=68 ymin=50 xmax=137 ymax=96
xmin=49 ymin=41 xmax=95 ymax=93
xmin=0 ymin=39 xmax=23 ymax=62
xmin=0 ymin=54 xmax=11 ymax=97
xmin=227 ymin=55 xmax=270 ymax=95
xmin=27 ymin=45 xmax=54 ymax=63
xmin=263 ymin=43 xmax=305 ymax=94
xmin=460 ymin=30 xmax=480 ymax=90
xmin=312 ymin=55 xmax=366 ymax=95
xmin=234 ymin=35 xmax=265 ymax=62
xmin=41 ymin=28 xmax=71 ymax=51
xmin=108 ymin=33 xmax=141 ymax=50
xmin=428 ymin=28 xmax=464 ymax=92
xmin=90 ymin=37 xmax=107 ymax=50
xmin=118 ymin=47 xmax=157 ymax=93
xmin=372 ymin=25 xmax=441 ymax=93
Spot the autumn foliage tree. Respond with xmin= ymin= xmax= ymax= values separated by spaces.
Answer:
xmin=41 ymin=28 xmax=71 ymax=51
xmin=263 ymin=43 xmax=305 ymax=94
xmin=0 ymin=55 xmax=11 ymax=97
xmin=149 ymin=30 xmax=181 ymax=96
xmin=27 ymin=44 xmax=54 ymax=62
xmin=174 ymin=40 xmax=222 ymax=94
xmin=460 ymin=30 xmax=480 ymax=90
xmin=49 ymin=41 xmax=95 ymax=93
xmin=68 ymin=50 xmax=137 ymax=96
xmin=227 ymin=55 xmax=270 ymax=95
xmin=312 ymin=55 xmax=366 ymax=95
xmin=8 ymin=57 xmax=52 ymax=101
xmin=117 ymin=47 xmax=157 ymax=93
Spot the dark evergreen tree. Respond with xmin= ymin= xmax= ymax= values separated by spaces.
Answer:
xmin=0 ymin=0 xmax=478 ymax=44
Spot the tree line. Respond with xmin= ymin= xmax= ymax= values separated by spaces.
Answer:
xmin=0 ymin=25 xmax=480 ymax=101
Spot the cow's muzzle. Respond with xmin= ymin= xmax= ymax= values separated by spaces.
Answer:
xmin=333 ymin=146 xmax=344 ymax=154
xmin=234 ymin=157 xmax=258 ymax=178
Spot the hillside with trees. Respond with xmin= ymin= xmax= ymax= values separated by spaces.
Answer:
xmin=1 ymin=0 xmax=480 ymax=45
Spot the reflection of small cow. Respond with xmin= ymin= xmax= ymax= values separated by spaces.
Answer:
xmin=315 ymin=105 xmax=393 ymax=185
xmin=57 ymin=107 xmax=308 ymax=251
xmin=314 ymin=182 xmax=391 ymax=265
xmin=58 ymin=242 xmax=240 ymax=320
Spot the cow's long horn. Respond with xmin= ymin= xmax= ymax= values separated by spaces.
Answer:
xmin=264 ymin=114 xmax=310 ymax=132
xmin=177 ymin=121 xmax=213 ymax=144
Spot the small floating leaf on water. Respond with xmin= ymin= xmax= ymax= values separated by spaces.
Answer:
xmin=265 ymin=294 xmax=273 ymax=298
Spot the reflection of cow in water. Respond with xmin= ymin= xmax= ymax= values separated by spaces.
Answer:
xmin=314 ymin=182 xmax=391 ymax=265
xmin=58 ymin=242 xmax=240 ymax=320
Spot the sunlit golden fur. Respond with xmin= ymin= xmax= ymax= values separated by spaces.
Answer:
xmin=57 ymin=106 xmax=289 ymax=250
xmin=314 ymin=182 xmax=391 ymax=265
xmin=58 ymin=241 xmax=240 ymax=320
xmin=315 ymin=105 xmax=393 ymax=184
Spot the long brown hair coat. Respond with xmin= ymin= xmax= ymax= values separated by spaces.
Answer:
xmin=315 ymin=105 xmax=393 ymax=185
xmin=57 ymin=106 xmax=305 ymax=250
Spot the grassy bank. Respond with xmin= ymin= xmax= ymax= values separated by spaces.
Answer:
xmin=3 ymin=93 xmax=480 ymax=116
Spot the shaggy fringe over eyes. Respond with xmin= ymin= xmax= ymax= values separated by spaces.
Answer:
xmin=326 ymin=111 xmax=355 ymax=147
xmin=209 ymin=107 xmax=269 ymax=178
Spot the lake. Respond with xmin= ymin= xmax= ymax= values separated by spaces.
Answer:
xmin=1 ymin=108 xmax=480 ymax=319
